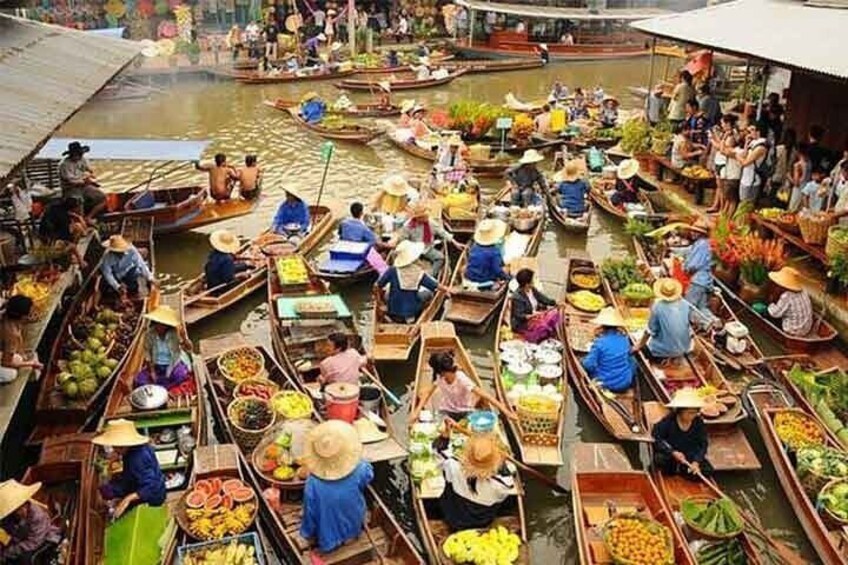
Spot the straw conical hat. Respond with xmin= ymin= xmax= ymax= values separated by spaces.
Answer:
xmin=382 ymin=175 xmax=411 ymax=197
xmin=473 ymin=219 xmax=508 ymax=246
xmin=103 ymin=234 xmax=131 ymax=253
xmin=0 ymin=480 xmax=41 ymax=520
xmin=209 ymin=229 xmax=241 ymax=254
xmin=303 ymin=420 xmax=362 ymax=480
xmin=653 ymin=277 xmax=683 ymax=302
xmin=553 ymin=160 xmax=582 ymax=183
xmin=591 ymin=307 xmax=625 ymax=328
xmin=92 ymin=419 xmax=149 ymax=447
xmin=769 ymin=266 xmax=803 ymax=292
xmin=144 ymin=304 xmax=180 ymax=328
xmin=518 ymin=149 xmax=544 ymax=165
xmin=617 ymin=159 xmax=640 ymax=180
xmin=353 ymin=418 xmax=388 ymax=444
xmin=394 ymin=240 xmax=425 ymax=268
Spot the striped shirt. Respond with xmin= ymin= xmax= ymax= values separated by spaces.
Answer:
xmin=768 ymin=290 xmax=813 ymax=336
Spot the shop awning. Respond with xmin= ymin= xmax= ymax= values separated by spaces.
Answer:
xmin=37 ymin=138 xmax=211 ymax=162
xmin=455 ymin=0 xmax=668 ymax=21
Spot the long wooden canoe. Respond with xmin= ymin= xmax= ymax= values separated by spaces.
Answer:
xmin=420 ymin=184 xmax=484 ymax=242
xmin=546 ymin=186 xmax=591 ymax=234
xmin=746 ymin=383 xmax=848 ymax=564
xmin=351 ymin=53 xmax=455 ymax=75
xmin=443 ymin=58 xmax=543 ymax=74
xmin=264 ymin=97 xmax=401 ymax=118
xmin=411 ymin=321 xmax=530 ymax=564
xmin=588 ymin=178 xmax=655 ymax=221
xmin=182 ymin=205 xmax=334 ymax=326
xmin=28 ymin=218 xmax=154 ymax=444
xmin=336 ymin=69 xmax=468 ymax=91
xmin=387 ymin=133 xmax=513 ymax=178
xmin=278 ymin=106 xmax=384 ymax=143
xmin=235 ymin=67 xmax=357 ymax=84
xmin=561 ymin=256 xmax=653 ymax=443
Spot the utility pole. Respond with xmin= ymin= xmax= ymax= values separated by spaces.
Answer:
xmin=348 ymin=0 xmax=356 ymax=56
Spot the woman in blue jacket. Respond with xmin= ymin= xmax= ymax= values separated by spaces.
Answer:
xmin=581 ymin=307 xmax=635 ymax=393
xmin=464 ymin=219 xmax=509 ymax=290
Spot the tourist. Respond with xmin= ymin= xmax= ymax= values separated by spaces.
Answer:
xmin=682 ymin=220 xmax=716 ymax=328
xmin=100 ymin=234 xmax=155 ymax=305
xmin=684 ymin=99 xmax=708 ymax=148
xmin=391 ymin=202 xmax=457 ymax=277
xmin=767 ymin=267 xmax=813 ymax=337
xmin=554 ymin=160 xmax=589 ymax=217
xmin=58 ymin=141 xmax=106 ymax=222
xmin=324 ymin=9 xmax=337 ymax=44
xmin=37 ymin=196 xmax=88 ymax=268
xmin=312 ymin=6 xmax=326 ymax=31
xmin=375 ymin=241 xmax=450 ymax=323
xmin=0 ymin=480 xmax=61 ymax=563
xmin=300 ymin=420 xmax=373 ymax=554
xmin=437 ymin=433 xmax=516 ymax=531
xmin=272 ymin=190 xmax=311 ymax=235
xmin=801 ymin=168 xmax=832 ymax=212
xmin=506 ymin=149 xmax=547 ymax=207
xmin=534 ymin=104 xmax=552 ymax=135
xmin=697 ymin=84 xmax=721 ymax=127
xmin=236 ymin=154 xmax=262 ymax=200
xmin=339 ymin=202 xmax=378 ymax=245
xmin=707 ymin=115 xmax=742 ymax=216
xmin=667 ymin=70 xmax=695 ymax=125
xmin=245 ymin=20 xmax=260 ymax=58
xmin=509 ymin=268 xmax=560 ymax=344
xmin=726 ymin=122 xmax=768 ymax=204
xmin=319 ymin=332 xmax=367 ymax=386
xmin=204 ymin=229 xmax=251 ymax=293
xmin=371 ymin=174 xmax=419 ymax=216
xmin=830 ymin=161 xmax=848 ymax=225
xmin=633 ymin=278 xmax=691 ymax=363
xmin=599 ymin=96 xmax=619 ymax=128
xmin=537 ymin=43 xmax=549 ymax=65
xmin=411 ymin=58 xmax=431 ymax=81
xmin=788 ymin=142 xmax=813 ymax=212
xmin=395 ymin=13 xmax=410 ymax=43
xmin=195 ymin=153 xmax=238 ymax=201
xmin=263 ymin=18 xmax=280 ymax=63
xmin=0 ymin=296 xmax=43 ymax=384
xmin=610 ymin=158 xmax=641 ymax=207
xmin=652 ymin=388 xmax=713 ymax=480
xmin=646 ymin=84 xmax=666 ymax=126
xmin=582 ymin=307 xmax=635 ymax=393
xmin=94 ymin=419 xmax=166 ymax=518
xmin=226 ymin=24 xmax=242 ymax=60
xmin=299 ymin=92 xmax=326 ymax=124
xmin=303 ymin=32 xmax=326 ymax=67
xmin=133 ymin=304 xmax=191 ymax=389
xmin=464 ymin=219 xmax=509 ymax=291
xmin=769 ymin=128 xmax=796 ymax=200
xmin=670 ymin=124 xmax=703 ymax=169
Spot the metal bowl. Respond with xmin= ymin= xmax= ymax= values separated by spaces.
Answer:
xmin=130 ymin=384 xmax=169 ymax=411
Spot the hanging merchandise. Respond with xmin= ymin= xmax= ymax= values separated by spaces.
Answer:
xmin=173 ymin=4 xmax=193 ymax=42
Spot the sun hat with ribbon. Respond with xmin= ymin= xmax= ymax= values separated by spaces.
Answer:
xmin=602 ymin=96 xmax=619 ymax=106
xmin=144 ymin=304 xmax=180 ymax=328
xmin=768 ymin=266 xmax=803 ymax=292
xmin=303 ymin=420 xmax=362 ymax=480
xmin=382 ymin=174 xmax=411 ymax=197
xmin=353 ymin=418 xmax=388 ymax=444
xmin=685 ymin=217 xmax=711 ymax=236
xmin=473 ymin=218 xmax=508 ymax=246
xmin=591 ymin=306 xmax=625 ymax=328
xmin=653 ymin=277 xmax=683 ymax=302
xmin=0 ymin=480 xmax=41 ymax=520
xmin=394 ymin=240 xmax=425 ymax=268
xmin=666 ymin=387 xmax=705 ymax=410
xmin=617 ymin=158 xmax=640 ymax=180
xmin=92 ymin=418 xmax=150 ymax=447
xmin=103 ymin=234 xmax=131 ymax=253
xmin=209 ymin=229 xmax=241 ymax=254
xmin=553 ymin=160 xmax=582 ymax=183
xmin=518 ymin=149 xmax=545 ymax=165
xmin=461 ymin=433 xmax=505 ymax=479
xmin=63 ymin=141 xmax=90 ymax=157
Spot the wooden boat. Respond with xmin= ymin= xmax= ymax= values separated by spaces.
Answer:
xmin=715 ymin=278 xmax=838 ymax=353
xmin=28 ymin=218 xmax=154 ymax=444
xmin=459 ymin=32 xmax=649 ymax=61
xmin=746 ymin=383 xmax=848 ymax=564
xmin=421 ymin=184 xmax=482 ymax=242
xmin=235 ymin=67 xmax=357 ymax=84
xmin=264 ymin=97 xmax=401 ymax=118
xmin=352 ymin=53 xmax=455 ymax=75
xmin=588 ymin=177 xmax=655 ymax=221
xmin=545 ymin=186 xmax=591 ymax=234
xmin=410 ymin=322 xmax=530 ymax=564
xmin=572 ymin=469 xmax=696 ymax=565
xmin=182 ymin=205 xmax=334 ymax=326
xmin=278 ymin=105 xmax=384 ymax=144
xmin=443 ymin=58 xmax=543 ymax=74
xmin=561 ymin=256 xmax=653 ymax=442
xmin=336 ymin=69 xmax=468 ymax=91
xmin=387 ymin=133 xmax=512 ymax=178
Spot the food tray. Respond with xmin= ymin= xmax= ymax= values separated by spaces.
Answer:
xmin=175 ymin=482 xmax=258 ymax=541
xmin=177 ymin=532 xmax=266 ymax=565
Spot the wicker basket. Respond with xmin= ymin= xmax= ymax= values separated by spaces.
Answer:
xmin=680 ymin=496 xmax=743 ymax=540
xmin=774 ymin=216 xmax=801 ymax=235
xmin=517 ymin=395 xmax=559 ymax=441
xmin=798 ymin=212 xmax=834 ymax=246
xmin=825 ymin=225 xmax=848 ymax=259
xmin=178 ymin=533 xmax=266 ymax=565
xmin=217 ymin=346 xmax=267 ymax=394
xmin=269 ymin=390 xmax=314 ymax=420
xmin=601 ymin=514 xmax=675 ymax=565
xmin=234 ymin=378 xmax=281 ymax=400
xmin=227 ymin=397 xmax=276 ymax=454
xmin=175 ymin=485 xmax=258 ymax=541
xmin=819 ymin=478 xmax=848 ymax=527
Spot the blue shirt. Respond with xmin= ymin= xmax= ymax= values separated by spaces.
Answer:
xmin=301 ymin=100 xmax=326 ymax=124
xmin=464 ymin=244 xmax=508 ymax=283
xmin=300 ymin=460 xmax=374 ymax=553
xmin=100 ymin=248 xmax=153 ymax=291
xmin=581 ymin=330 xmax=635 ymax=392
xmin=684 ymin=237 xmax=713 ymax=288
xmin=272 ymin=200 xmax=310 ymax=234
xmin=108 ymin=445 xmax=166 ymax=506
xmin=802 ymin=180 xmax=830 ymax=212
xmin=377 ymin=266 xmax=439 ymax=319
xmin=647 ymin=300 xmax=692 ymax=358
xmin=204 ymin=250 xmax=248 ymax=289
xmin=557 ymin=179 xmax=589 ymax=215
xmin=339 ymin=218 xmax=377 ymax=245
xmin=153 ymin=334 xmax=172 ymax=366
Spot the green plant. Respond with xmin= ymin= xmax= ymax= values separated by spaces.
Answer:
xmin=731 ymin=82 xmax=764 ymax=104
xmin=620 ymin=117 xmax=652 ymax=154
xmin=624 ymin=217 xmax=653 ymax=237
xmin=601 ymin=257 xmax=643 ymax=291
xmin=829 ymin=253 xmax=848 ymax=286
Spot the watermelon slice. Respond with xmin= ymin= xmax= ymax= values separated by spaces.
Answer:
xmin=209 ymin=478 xmax=223 ymax=494
xmin=221 ymin=494 xmax=234 ymax=510
xmin=185 ymin=490 xmax=207 ymax=509
xmin=232 ymin=487 xmax=255 ymax=503
xmin=222 ymin=478 xmax=244 ymax=494
xmin=204 ymin=494 xmax=222 ymax=511
xmin=194 ymin=480 xmax=212 ymax=495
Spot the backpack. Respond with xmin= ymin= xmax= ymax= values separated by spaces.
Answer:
xmin=752 ymin=139 xmax=775 ymax=184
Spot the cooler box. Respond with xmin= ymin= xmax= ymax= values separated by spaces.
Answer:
xmin=275 ymin=294 xmax=352 ymax=320
xmin=319 ymin=241 xmax=369 ymax=274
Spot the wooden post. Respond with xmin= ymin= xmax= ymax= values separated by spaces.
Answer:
xmin=742 ymin=59 xmax=751 ymax=103
xmin=645 ymin=37 xmax=657 ymax=111
xmin=756 ymin=65 xmax=769 ymax=122
xmin=348 ymin=0 xmax=356 ymax=56
xmin=468 ymin=8 xmax=474 ymax=46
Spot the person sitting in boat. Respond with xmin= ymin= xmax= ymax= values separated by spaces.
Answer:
xmin=407 ymin=105 xmax=432 ymax=140
xmin=599 ymin=96 xmax=619 ymax=128
xmin=510 ymin=268 xmax=561 ymax=344
xmin=506 ymin=149 xmax=547 ymax=207
xmin=652 ymin=388 xmax=713 ymax=480
xmin=299 ymin=92 xmax=327 ymax=124
xmin=609 ymin=159 xmax=641 ymax=207
xmin=560 ymin=32 xmax=574 ymax=46
xmin=593 ymin=85 xmax=606 ymax=106
xmin=681 ymin=220 xmax=717 ymax=328
xmin=376 ymin=81 xmax=392 ymax=108
xmin=300 ymin=420 xmax=374 ymax=555
xmin=437 ymin=433 xmax=516 ymax=531
xmin=410 ymin=351 xmax=516 ymax=423
xmin=100 ymin=234 xmax=156 ymax=306
xmin=284 ymin=52 xmax=300 ymax=72
xmin=417 ymin=41 xmax=430 ymax=58
xmin=582 ymin=307 xmax=635 ymax=393
xmin=339 ymin=202 xmax=378 ymax=246
xmin=633 ymin=278 xmax=692 ymax=364
xmin=464 ymin=219 xmax=509 ymax=291
xmin=94 ymin=419 xmax=166 ymax=519
xmin=375 ymin=241 xmax=450 ymax=323
xmin=386 ymin=49 xmax=400 ymax=68
xmin=133 ymin=304 xmax=192 ymax=390
xmin=434 ymin=135 xmax=468 ymax=185
xmin=272 ymin=190 xmax=311 ymax=236
xmin=391 ymin=202 xmax=458 ymax=277
xmin=327 ymin=41 xmax=343 ymax=66
xmin=195 ymin=153 xmax=238 ymax=201
xmin=548 ymin=81 xmax=569 ymax=104
xmin=38 ymin=196 xmax=88 ymax=269
xmin=59 ymin=141 xmax=106 ymax=223
xmin=371 ymin=174 xmax=419 ymax=218
xmin=0 ymin=296 xmax=43 ymax=384
xmin=411 ymin=58 xmax=432 ymax=81
xmin=303 ymin=32 xmax=327 ymax=67
xmin=0 ymin=480 xmax=62 ymax=563
xmin=537 ymin=43 xmax=550 ymax=65
xmin=204 ymin=229 xmax=251 ymax=294
xmin=319 ymin=332 xmax=367 ymax=386
xmin=555 ymin=160 xmax=589 ymax=217
xmin=237 ymin=154 xmax=262 ymax=200
xmin=397 ymin=99 xmax=417 ymax=127
xmin=767 ymin=266 xmax=813 ymax=337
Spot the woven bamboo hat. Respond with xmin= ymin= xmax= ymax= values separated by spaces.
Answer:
xmin=666 ymin=387 xmax=705 ymax=409
xmin=210 ymin=229 xmax=241 ymax=254
xmin=518 ymin=149 xmax=545 ymax=165
xmin=0 ymin=480 xmax=41 ymax=520
xmin=685 ymin=217 xmax=711 ymax=235
xmin=400 ymin=99 xmax=416 ymax=114
xmin=769 ymin=266 xmax=803 ymax=292
xmin=92 ymin=419 xmax=150 ymax=447
xmin=394 ymin=240 xmax=425 ymax=268
xmin=553 ymin=160 xmax=582 ymax=183
xmin=144 ymin=304 xmax=180 ymax=328
xmin=461 ymin=433 xmax=505 ymax=479
xmin=382 ymin=174 xmax=411 ymax=197
xmin=591 ymin=307 xmax=625 ymax=328
xmin=473 ymin=218 xmax=507 ymax=246
xmin=303 ymin=420 xmax=362 ymax=480
xmin=103 ymin=234 xmax=131 ymax=253
xmin=617 ymin=159 xmax=640 ymax=180
xmin=653 ymin=277 xmax=683 ymax=302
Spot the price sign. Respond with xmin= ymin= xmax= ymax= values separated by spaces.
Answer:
xmin=496 ymin=117 xmax=513 ymax=130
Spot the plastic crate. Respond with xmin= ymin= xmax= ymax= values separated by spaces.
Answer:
xmin=177 ymin=532 xmax=266 ymax=565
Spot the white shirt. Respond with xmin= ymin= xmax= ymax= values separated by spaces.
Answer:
xmin=740 ymin=138 xmax=766 ymax=187
xmin=313 ymin=9 xmax=325 ymax=27
xmin=442 ymin=457 xmax=514 ymax=506
xmin=398 ymin=17 xmax=408 ymax=34
xmin=722 ymin=149 xmax=742 ymax=180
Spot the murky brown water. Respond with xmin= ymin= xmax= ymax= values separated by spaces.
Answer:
xmin=59 ymin=60 xmax=816 ymax=562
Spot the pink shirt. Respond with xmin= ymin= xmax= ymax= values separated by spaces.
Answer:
xmin=319 ymin=349 xmax=366 ymax=385
xmin=437 ymin=371 xmax=476 ymax=413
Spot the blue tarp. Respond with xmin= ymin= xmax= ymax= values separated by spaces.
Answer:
xmin=36 ymin=138 xmax=211 ymax=162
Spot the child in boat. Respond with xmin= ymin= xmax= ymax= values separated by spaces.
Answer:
xmin=509 ymin=268 xmax=560 ymax=344
xmin=204 ymin=229 xmax=252 ymax=295
xmin=582 ymin=307 xmax=635 ymax=393
xmin=237 ymin=154 xmax=262 ymax=200
xmin=464 ymin=219 xmax=509 ymax=291
xmin=652 ymin=388 xmax=713 ymax=480
xmin=133 ymin=304 xmax=192 ymax=390
xmin=0 ymin=480 xmax=61 ymax=562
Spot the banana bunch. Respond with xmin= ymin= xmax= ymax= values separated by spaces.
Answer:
xmin=183 ymin=539 xmax=258 ymax=565
xmin=443 ymin=526 xmax=521 ymax=565
xmin=186 ymin=503 xmax=256 ymax=540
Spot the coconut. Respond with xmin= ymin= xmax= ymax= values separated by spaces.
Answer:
xmin=62 ymin=380 xmax=80 ymax=399
xmin=78 ymin=378 xmax=98 ymax=398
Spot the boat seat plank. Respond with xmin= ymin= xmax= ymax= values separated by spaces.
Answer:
xmin=291 ymin=527 xmax=388 ymax=563
xmin=521 ymin=444 xmax=563 ymax=467
xmin=199 ymin=333 xmax=249 ymax=357
xmin=363 ymin=438 xmax=408 ymax=463
xmin=444 ymin=301 xmax=498 ymax=325
xmin=572 ymin=443 xmax=632 ymax=473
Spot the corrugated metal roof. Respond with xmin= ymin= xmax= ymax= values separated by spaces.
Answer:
xmin=37 ymin=138 xmax=211 ymax=161
xmin=456 ymin=0 xmax=668 ymax=21
xmin=0 ymin=15 xmax=140 ymax=182
xmin=631 ymin=0 xmax=848 ymax=81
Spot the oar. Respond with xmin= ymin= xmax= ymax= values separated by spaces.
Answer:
xmin=590 ymin=380 xmax=640 ymax=434
xmin=360 ymin=369 xmax=402 ymax=408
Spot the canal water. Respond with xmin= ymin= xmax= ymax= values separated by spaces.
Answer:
xmin=59 ymin=59 xmax=817 ymax=562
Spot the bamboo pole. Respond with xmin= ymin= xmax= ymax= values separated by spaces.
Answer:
xmin=348 ymin=0 xmax=355 ymax=56
xmin=645 ymin=37 xmax=657 ymax=112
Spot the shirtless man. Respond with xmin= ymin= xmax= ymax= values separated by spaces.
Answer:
xmin=237 ymin=155 xmax=262 ymax=200
xmin=195 ymin=153 xmax=238 ymax=201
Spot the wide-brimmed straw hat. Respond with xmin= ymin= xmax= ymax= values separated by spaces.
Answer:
xmin=353 ymin=418 xmax=388 ymax=444
xmin=591 ymin=307 xmax=625 ymax=328
xmin=285 ymin=188 xmax=304 ymax=201
xmin=538 ymin=43 xmax=548 ymax=51
xmin=666 ymin=387 xmax=705 ymax=410
xmin=685 ymin=217 xmax=711 ymax=236
xmin=400 ymin=99 xmax=416 ymax=114
xmin=144 ymin=304 xmax=180 ymax=328
xmin=378 ymin=80 xmax=391 ymax=93
xmin=63 ymin=141 xmax=90 ymax=157
xmin=769 ymin=266 xmax=803 ymax=292
xmin=461 ymin=433 xmax=505 ymax=479
xmin=382 ymin=174 xmax=411 ymax=197
xmin=553 ymin=160 xmax=581 ymax=183
xmin=446 ymin=134 xmax=463 ymax=147
xmin=518 ymin=149 xmax=544 ymax=165
xmin=0 ymin=480 xmax=41 ymax=520
xmin=103 ymin=234 xmax=131 ymax=253
xmin=303 ymin=420 xmax=362 ymax=480
xmin=653 ymin=277 xmax=683 ymax=302
xmin=92 ymin=419 xmax=150 ymax=447
xmin=394 ymin=240 xmax=425 ymax=268
xmin=411 ymin=104 xmax=426 ymax=115
xmin=473 ymin=218 xmax=507 ymax=246
xmin=317 ymin=33 xmax=327 ymax=41
xmin=602 ymin=96 xmax=619 ymax=106
xmin=210 ymin=229 xmax=241 ymax=254
xmin=617 ymin=159 xmax=640 ymax=180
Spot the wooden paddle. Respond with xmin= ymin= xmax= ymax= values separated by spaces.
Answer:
xmin=360 ymin=368 xmax=402 ymax=407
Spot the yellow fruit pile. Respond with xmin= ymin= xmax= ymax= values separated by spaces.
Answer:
xmin=186 ymin=503 xmax=256 ymax=540
xmin=681 ymin=165 xmax=712 ymax=179
xmin=276 ymin=256 xmax=308 ymax=285
xmin=270 ymin=391 xmax=313 ymax=420
xmin=183 ymin=539 xmax=258 ymax=565
xmin=568 ymin=290 xmax=605 ymax=312
xmin=603 ymin=516 xmax=673 ymax=565
xmin=442 ymin=526 xmax=521 ymax=565
xmin=12 ymin=275 xmax=51 ymax=319
xmin=775 ymin=410 xmax=825 ymax=451
xmin=517 ymin=394 xmax=557 ymax=415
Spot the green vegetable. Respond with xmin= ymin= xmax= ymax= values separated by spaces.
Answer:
xmin=681 ymin=497 xmax=743 ymax=536
xmin=819 ymin=479 xmax=848 ymax=521
xmin=624 ymin=217 xmax=654 ymax=237
xmin=696 ymin=539 xmax=747 ymax=565
xmin=620 ymin=117 xmax=652 ymax=154
xmin=797 ymin=445 xmax=848 ymax=478
xmin=104 ymin=504 xmax=170 ymax=565
xmin=601 ymin=257 xmax=644 ymax=291
xmin=787 ymin=363 xmax=848 ymax=448
xmin=621 ymin=282 xmax=654 ymax=301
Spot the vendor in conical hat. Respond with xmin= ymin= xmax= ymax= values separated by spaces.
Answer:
xmin=93 ymin=419 xmax=166 ymax=518
xmin=767 ymin=266 xmax=813 ymax=337
xmin=463 ymin=219 xmax=509 ymax=290
xmin=582 ymin=307 xmax=635 ymax=393
xmin=609 ymin=158 xmax=642 ymax=208
xmin=633 ymin=277 xmax=692 ymax=363
xmin=599 ymin=95 xmax=619 ymax=127
xmin=375 ymin=240 xmax=451 ymax=323
xmin=376 ymin=80 xmax=392 ymax=108
xmin=99 ymin=234 xmax=155 ymax=307
xmin=299 ymin=90 xmax=327 ymax=124
xmin=371 ymin=174 xmax=419 ymax=216
xmin=204 ymin=229 xmax=252 ymax=295
xmin=134 ymin=303 xmax=192 ymax=390
xmin=553 ymin=159 xmax=589 ymax=217
xmin=506 ymin=149 xmax=547 ymax=207
xmin=652 ymin=388 xmax=713 ymax=480
xmin=271 ymin=189 xmax=311 ymax=236
xmin=300 ymin=420 xmax=374 ymax=554
xmin=0 ymin=480 xmax=61 ymax=562
xmin=390 ymin=200 xmax=459 ymax=277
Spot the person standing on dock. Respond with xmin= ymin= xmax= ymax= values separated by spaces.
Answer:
xmin=506 ymin=150 xmax=547 ymax=207
xmin=652 ymin=388 xmax=713 ymax=480
xmin=58 ymin=141 xmax=106 ymax=224
xmin=195 ymin=153 xmax=238 ymax=201
xmin=99 ymin=234 xmax=155 ymax=307
xmin=262 ymin=18 xmax=280 ymax=64
xmin=667 ymin=71 xmax=694 ymax=126
xmin=633 ymin=278 xmax=691 ymax=365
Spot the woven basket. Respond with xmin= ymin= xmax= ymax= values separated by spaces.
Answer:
xmin=517 ymin=395 xmax=559 ymax=440
xmin=175 ymin=485 xmax=258 ymax=541
xmin=825 ymin=225 xmax=848 ymax=259
xmin=218 ymin=346 xmax=267 ymax=394
xmin=774 ymin=216 xmax=801 ymax=235
xmin=234 ymin=378 xmax=281 ymax=401
xmin=680 ymin=496 xmax=743 ymax=540
xmin=227 ymin=397 xmax=276 ymax=455
xmin=601 ymin=514 xmax=675 ymax=565
xmin=798 ymin=212 xmax=834 ymax=246
xmin=819 ymin=478 xmax=848 ymax=527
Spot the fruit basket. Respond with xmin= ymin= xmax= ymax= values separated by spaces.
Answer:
xmin=176 ymin=477 xmax=258 ymax=541
xmin=177 ymin=532 xmax=266 ymax=565
xmin=218 ymin=347 xmax=267 ymax=393
xmin=602 ymin=514 xmax=674 ymax=565
xmin=516 ymin=394 xmax=559 ymax=442
xmin=252 ymin=419 xmax=316 ymax=488
xmin=797 ymin=445 xmax=848 ymax=498
xmin=569 ymin=269 xmax=601 ymax=291
xmin=227 ymin=397 xmax=276 ymax=454
xmin=798 ymin=211 xmax=834 ymax=246
xmin=567 ymin=290 xmax=606 ymax=313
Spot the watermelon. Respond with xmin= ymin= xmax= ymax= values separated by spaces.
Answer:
xmin=258 ymin=457 xmax=277 ymax=473
xmin=222 ymin=478 xmax=244 ymax=494
xmin=185 ymin=490 xmax=207 ymax=509
xmin=204 ymin=494 xmax=222 ymax=511
xmin=221 ymin=494 xmax=234 ymax=510
xmin=232 ymin=487 xmax=255 ymax=503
